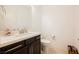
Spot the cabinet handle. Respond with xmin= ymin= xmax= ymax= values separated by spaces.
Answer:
xmin=36 ymin=37 xmax=40 ymax=39
xmin=5 ymin=45 xmax=22 ymax=53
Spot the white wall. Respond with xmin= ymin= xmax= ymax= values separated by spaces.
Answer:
xmin=3 ymin=5 xmax=32 ymax=31
xmin=0 ymin=6 xmax=5 ymax=30
xmin=74 ymin=6 xmax=79 ymax=51
xmin=0 ymin=17 xmax=4 ymax=30
xmin=31 ymin=5 xmax=79 ymax=53
xmin=41 ymin=6 xmax=75 ymax=53
xmin=31 ymin=6 xmax=42 ymax=32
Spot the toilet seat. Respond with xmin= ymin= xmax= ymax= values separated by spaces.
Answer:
xmin=41 ymin=39 xmax=51 ymax=44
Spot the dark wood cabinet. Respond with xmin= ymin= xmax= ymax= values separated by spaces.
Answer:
xmin=0 ymin=35 xmax=41 ymax=54
xmin=29 ymin=39 xmax=40 ymax=54
xmin=14 ymin=46 xmax=29 ymax=54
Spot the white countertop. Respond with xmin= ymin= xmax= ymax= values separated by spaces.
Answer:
xmin=0 ymin=32 xmax=40 ymax=48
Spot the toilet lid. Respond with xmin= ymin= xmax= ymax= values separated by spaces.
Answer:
xmin=41 ymin=39 xmax=51 ymax=44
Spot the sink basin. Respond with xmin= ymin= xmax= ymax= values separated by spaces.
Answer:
xmin=0 ymin=32 xmax=40 ymax=46
xmin=0 ymin=35 xmax=18 ymax=44
xmin=0 ymin=32 xmax=35 ymax=44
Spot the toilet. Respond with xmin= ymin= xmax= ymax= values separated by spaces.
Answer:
xmin=41 ymin=39 xmax=52 ymax=54
xmin=41 ymin=34 xmax=56 ymax=53
xmin=41 ymin=38 xmax=57 ymax=54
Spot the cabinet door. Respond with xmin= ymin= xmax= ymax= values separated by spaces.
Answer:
xmin=29 ymin=38 xmax=40 ymax=54
xmin=29 ymin=44 xmax=34 ymax=54
xmin=33 ymin=39 xmax=40 ymax=54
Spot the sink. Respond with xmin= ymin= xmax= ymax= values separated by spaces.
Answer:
xmin=0 ymin=35 xmax=18 ymax=44
xmin=0 ymin=32 xmax=40 ymax=45
xmin=0 ymin=32 xmax=32 ymax=44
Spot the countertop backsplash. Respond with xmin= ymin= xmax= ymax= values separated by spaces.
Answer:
xmin=12 ymin=28 xmax=27 ymax=34
xmin=0 ymin=27 xmax=28 ymax=36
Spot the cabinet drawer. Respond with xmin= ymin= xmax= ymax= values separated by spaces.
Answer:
xmin=25 ymin=35 xmax=40 ymax=45
xmin=34 ymin=35 xmax=40 ymax=40
xmin=5 ymin=44 xmax=23 ymax=54
xmin=0 ymin=40 xmax=25 ymax=54
xmin=14 ymin=46 xmax=29 ymax=54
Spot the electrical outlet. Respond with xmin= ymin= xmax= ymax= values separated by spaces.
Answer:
xmin=53 ymin=35 xmax=55 ymax=39
xmin=78 ymin=38 xmax=79 ymax=41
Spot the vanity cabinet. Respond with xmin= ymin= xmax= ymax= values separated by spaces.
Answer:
xmin=0 ymin=35 xmax=41 ymax=54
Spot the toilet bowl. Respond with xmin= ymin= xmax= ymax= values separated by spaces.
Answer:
xmin=41 ymin=39 xmax=53 ymax=54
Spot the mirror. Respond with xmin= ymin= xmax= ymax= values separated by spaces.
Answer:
xmin=0 ymin=5 xmax=32 ymax=32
